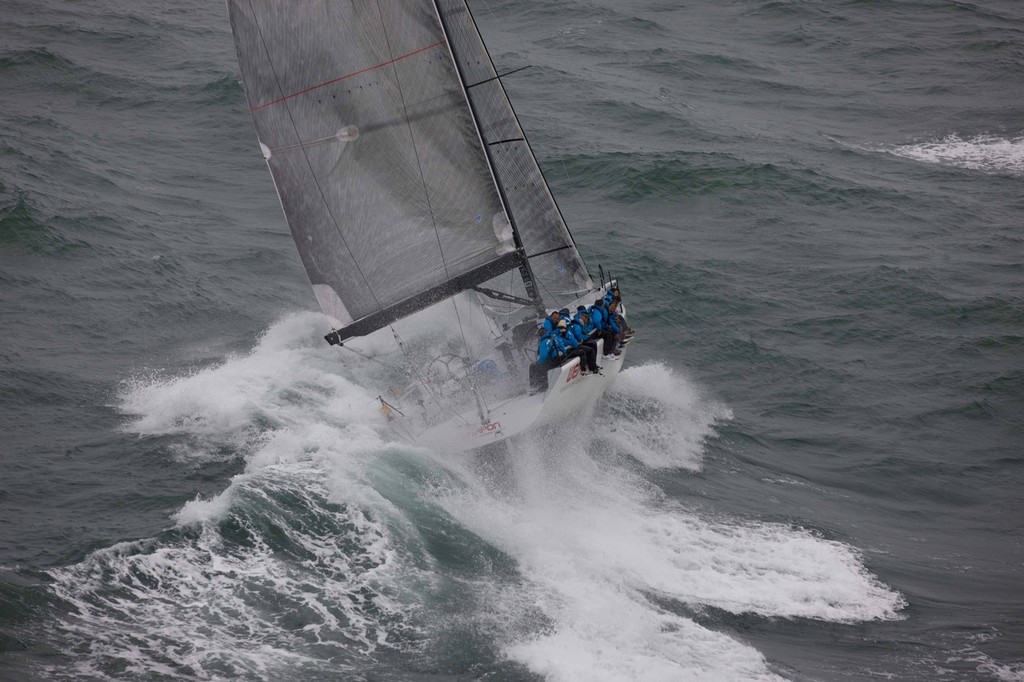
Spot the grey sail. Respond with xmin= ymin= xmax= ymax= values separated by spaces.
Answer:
xmin=228 ymin=0 xmax=594 ymax=342
xmin=435 ymin=0 xmax=594 ymax=301
xmin=227 ymin=1 xmax=523 ymax=340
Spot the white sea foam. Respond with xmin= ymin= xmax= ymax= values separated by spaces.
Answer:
xmin=47 ymin=313 xmax=906 ymax=680
xmin=976 ymin=658 xmax=1024 ymax=682
xmin=431 ymin=417 xmax=905 ymax=681
xmin=601 ymin=363 xmax=732 ymax=470
xmin=120 ymin=311 xmax=382 ymax=458
xmin=946 ymin=639 xmax=1024 ymax=682
xmin=173 ymin=485 xmax=234 ymax=525
xmin=886 ymin=133 xmax=1024 ymax=176
xmin=47 ymin=466 xmax=420 ymax=680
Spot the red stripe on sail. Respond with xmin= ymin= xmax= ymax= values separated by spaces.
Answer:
xmin=251 ymin=39 xmax=448 ymax=112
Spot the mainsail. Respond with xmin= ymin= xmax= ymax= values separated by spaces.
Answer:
xmin=228 ymin=0 xmax=592 ymax=342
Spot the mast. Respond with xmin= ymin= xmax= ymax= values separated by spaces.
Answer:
xmin=431 ymin=0 xmax=546 ymax=317
xmin=457 ymin=0 xmax=592 ymax=287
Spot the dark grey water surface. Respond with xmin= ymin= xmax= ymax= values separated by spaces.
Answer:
xmin=2 ymin=0 xmax=1022 ymax=680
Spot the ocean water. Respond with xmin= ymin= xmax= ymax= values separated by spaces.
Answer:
xmin=1 ymin=0 xmax=1022 ymax=680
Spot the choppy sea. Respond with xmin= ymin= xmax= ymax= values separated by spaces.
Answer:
xmin=2 ymin=0 xmax=1022 ymax=680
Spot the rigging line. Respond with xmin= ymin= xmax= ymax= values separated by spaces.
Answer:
xmin=506 ymin=269 xmax=515 ymax=321
xmin=389 ymin=325 xmax=440 ymax=397
xmin=388 ymin=327 xmax=435 ymax=395
xmin=342 ymin=330 xmax=473 ymax=430
xmin=527 ymin=244 xmax=572 ymax=259
xmin=487 ymin=312 xmax=503 ymax=340
xmin=449 ymin=295 xmax=493 ymax=415
xmin=465 ymin=65 xmax=531 ymax=89
xmin=245 ymin=1 xmax=387 ymax=320
xmin=389 ymin=325 xmax=475 ymax=428
xmin=338 ymin=343 xmax=405 ymax=374
xmin=372 ymin=2 xmax=474 ymax=357
xmin=373 ymin=1 xmax=452 ymax=284
xmin=537 ymin=275 xmax=560 ymax=311
xmin=558 ymin=154 xmax=598 ymax=282
xmin=341 ymin=343 xmax=473 ymax=432
xmin=478 ymin=0 xmax=529 ymax=66
xmin=520 ymin=250 xmax=562 ymax=310
xmin=372 ymin=2 xmax=488 ymax=416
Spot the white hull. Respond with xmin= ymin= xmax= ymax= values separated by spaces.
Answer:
xmin=396 ymin=338 xmax=627 ymax=453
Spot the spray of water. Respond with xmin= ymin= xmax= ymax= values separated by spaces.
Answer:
xmin=43 ymin=313 xmax=904 ymax=680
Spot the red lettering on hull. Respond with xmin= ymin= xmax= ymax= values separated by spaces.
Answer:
xmin=565 ymin=364 xmax=581 ymax=383
xmin=470 ymin=421 xmax=502 ymax=437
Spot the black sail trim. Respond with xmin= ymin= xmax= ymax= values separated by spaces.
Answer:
xmin=325 ymin=250 xmax=523 ymax=344
xmin=465 ymin=65 xmax=531 ymax=89
xmin=527 ymin=244 xmax=572 ymax=259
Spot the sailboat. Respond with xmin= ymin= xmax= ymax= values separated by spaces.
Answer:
xmin=226 ymin=0 xmax=630 ymax=452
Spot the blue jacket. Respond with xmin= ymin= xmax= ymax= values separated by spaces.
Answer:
xmin=536 ymin=334 xmax=561 ymax=365
xmin=576 ymin=313 xmax=598 ymax=338
xmin=543 ymin=315 xmax=565 ymax=334
xmin=606 ymin=310 xmax=621 ymax=335
xmin=567 ymin=319 xmax=588 ymax=345
xmin=591 ymin=303 xmax=620 ymax=334
xmin=557 ymin=328 xmax=579 ymax=351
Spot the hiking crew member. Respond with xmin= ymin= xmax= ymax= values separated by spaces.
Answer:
xmin=605 ymin=286 xmax=635 ymax=337
xmin=531 ymin=326 xmax=561 ymax=391
xmin=542 ymin=309 xmax=561 ymax=334
xmin=557 ymin=319 xmax=600 ymax=375
xmin=586 ymin=300 xmax=620 ymax=356
xmin=568 ymin=312 xmax=602 ymax=372
xmin=607 ymin=299 xmax=630 ymax=346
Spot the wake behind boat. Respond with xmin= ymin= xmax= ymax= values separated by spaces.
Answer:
xmin=227 ymin=1 xmax=632 ymax=451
